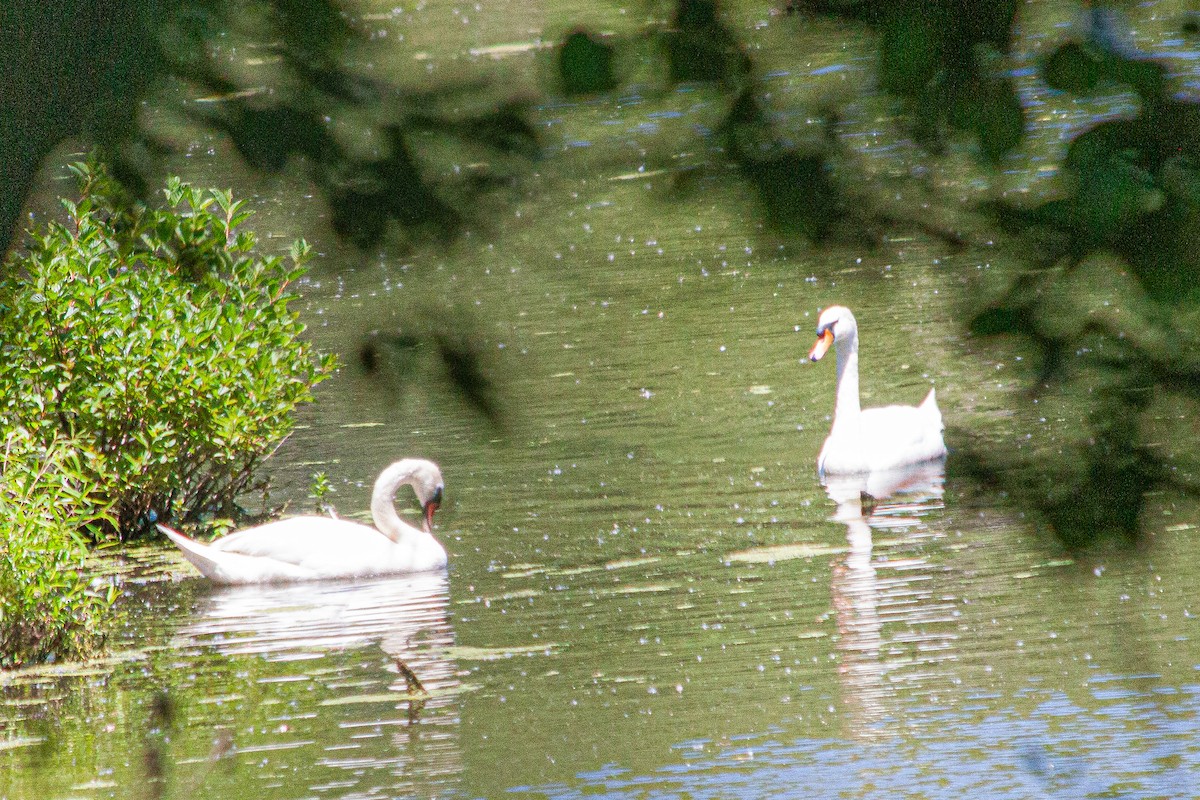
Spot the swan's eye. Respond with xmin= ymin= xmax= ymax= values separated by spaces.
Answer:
xmin=430 ymin=486 xmax=444 ymax=506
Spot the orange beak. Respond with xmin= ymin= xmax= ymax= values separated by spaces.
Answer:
xmin=808 ymin=329 xmax=834 ymax=362
xmin=423 ymin=499 xmax=440 ymax=533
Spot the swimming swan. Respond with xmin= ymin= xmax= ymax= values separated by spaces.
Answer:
xmin=160 ymin=458 xmax=447 ymax=584
xmin=808 ymin=306 xmax=946 ymax=475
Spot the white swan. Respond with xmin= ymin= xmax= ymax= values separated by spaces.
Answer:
xmin=808 ymin=306 xmax=946 ymax=475
xmin=160 ymin=458 xmax=447 ymax=584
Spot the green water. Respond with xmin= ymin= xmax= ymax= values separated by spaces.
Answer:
xmin=5 ymin=1 xmax=1200 ymax=798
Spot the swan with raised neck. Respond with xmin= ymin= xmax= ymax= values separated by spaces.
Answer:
xmin=808 ymin=306 xmax=946 ymax=475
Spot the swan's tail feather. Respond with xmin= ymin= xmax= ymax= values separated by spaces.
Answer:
xmin=158 ymin=524 xmax=316 ymax=584
xmin=920 ymin=387 xmax=945 ymax=428
xmin=159 ymin=524 xmax=228 ymax=581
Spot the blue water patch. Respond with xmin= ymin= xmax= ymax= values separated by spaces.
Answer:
xmin=513 ymin=703 xmax=1200 ymax=800
xmin=810 ymin=64 xmax=847 ymax=76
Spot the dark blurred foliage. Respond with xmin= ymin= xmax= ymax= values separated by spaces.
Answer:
xmin=662 ymin=0 xmax=753 ymax=87
xmin=432 ymin=330 xmax=505 ymax=427
xmin=1 ymin=0 xmax=161 ymax=256
xmin=957 ymin=8 xmax=1200 ymax=547
xmin=658 ymin=0 xmax=850 ymax=240
xmin=170 ymin=2 xmax=540 ymax=250
xmin=360 ymin=327 xmax=504 ymax=427
xmin=718 ymin=90 xmax=842 ymax=240
xmin=559 ymin=30 xmax=618 ymax=95
xmin=654 ymin=1 xmax=970 ymax=244
xmin=798 ymin=0 xmax=1024 ymax=165
xmin=0 ymin=0 xmax=539 ymax=259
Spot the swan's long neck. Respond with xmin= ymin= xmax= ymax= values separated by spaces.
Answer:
xmin=833 ymin=328 xmax=861 ymax=421
xmin=370 ymin=460 xmax=427 ymax=544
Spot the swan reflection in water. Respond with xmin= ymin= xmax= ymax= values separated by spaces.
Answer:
xmin=171 ymin=572 xmax=460 ymax=796
xmin=824 ymin=459 xmax=956 ymax=740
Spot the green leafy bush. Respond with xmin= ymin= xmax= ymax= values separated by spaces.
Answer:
xmin=0 ymin=431 xmax=117 ymax=668
xmin=0 ymin=160 xmax=336 ymax=538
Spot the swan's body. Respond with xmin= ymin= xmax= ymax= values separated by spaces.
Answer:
xmin=808 ymin=306 xmax=946 ymax=475
xmin=160 ymin=458 xmax=447 ymax=584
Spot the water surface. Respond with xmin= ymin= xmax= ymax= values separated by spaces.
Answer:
xmin=5 ymin=2 xmax=1200 ymax=798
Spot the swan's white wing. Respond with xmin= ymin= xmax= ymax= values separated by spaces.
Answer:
xmin=212 ymin=517 xmax=377 ymax=557
xmin=211 ymin=517 xmax=431 ymax=576
xmin=859 ymin=405 xmax=946 ymax=468
xmin=161 ymin=525 xmax=319 ymax=583
xmin=819 ymin=399 xmax=946 ymax=475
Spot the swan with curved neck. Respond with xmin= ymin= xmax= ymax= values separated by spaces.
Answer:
xmin=808 ymin=306 xmax=946 ymax=475
xmin=160 ymin=458 xmax=447 ymax=584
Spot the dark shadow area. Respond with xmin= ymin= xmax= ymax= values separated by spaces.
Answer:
xmin=661 ymin=0 xmax=753 ymax=87
xmin=359 ymin=325 xmax=504 ymax=428
xmin=644 ymin=1 xmax=856 ymax=241
xmin=0 ymin=0 xmax=540 ymax=258
xmin=799 ymin=0 xmax=1024 ymax=164
xmin=653 ymin=0 xmax=973 ymax=245
xmin=954 ymin=10 xmax=1200 ymax=547
xmin=559 ymin=30 xmax=618 ymax=96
